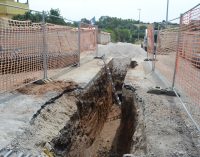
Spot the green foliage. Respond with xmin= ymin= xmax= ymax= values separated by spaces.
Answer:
xmin=153 ymin=21 xmax=179 ymax=30
xmin=102 ymin=29 xmax=117 ymax=42
xmin=13 ymin=10 xmax=149 ymax=43
xmin=46 ymin=9 xmax=66 ymax=25
xmin=13 ymin=11 xmax=42 ymax=22
xmin=97 ymin=16 xmax=147 ymax=43
xmin=12 ymin=8 xmax=70 ymax=26
xmin=81 ymin=18 xmax=90 ymax=24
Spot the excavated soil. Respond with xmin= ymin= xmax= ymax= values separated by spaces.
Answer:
xmin=51 ymin=70 xmax=114 ymax=156
xmin=50 ymin=58 xmax=136 ymax=157
xmin=17 ymin=81 xmax=78 ymax=96
xmin=7 ymin=58 xmax=137 ymax=157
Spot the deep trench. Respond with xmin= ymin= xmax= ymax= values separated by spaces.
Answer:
xmin=51 ymin=59 xmax=138 ymax=157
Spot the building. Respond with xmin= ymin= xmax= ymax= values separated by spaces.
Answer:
xmin=0 ymin=0 xmax=29 ymax=18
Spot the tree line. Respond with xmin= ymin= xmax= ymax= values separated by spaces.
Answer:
xmin=12 ymin=9 xmax=150 ymax=43
xmin=96 ymin=16 xmax=147 ymax=43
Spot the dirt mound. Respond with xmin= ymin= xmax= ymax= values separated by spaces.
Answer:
xmin=17 ymin=81 xmax=78 ymax=96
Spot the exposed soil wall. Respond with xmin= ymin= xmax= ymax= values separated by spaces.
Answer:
xmin=110 ymin=86 xmax=138 ymax=156
xmin=50 ymin=58 xmax=140 ymax=157
xmin=7 ymin=58 xmax=140 ymax=157
xmin=51 ymin=67 xmax=114 ymax=157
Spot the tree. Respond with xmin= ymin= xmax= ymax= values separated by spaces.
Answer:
xmin=97 ymin=16 xmax=147 ymax=43
xmin=81 ymin=18 xmax=90 ymax=24
xmin=46 ymin=9 xmax=66 ymax=25
xmin=13 ymin=12 xmax=149 ymax=43
xmin=13 ymin=11 xmax=42 ymax=22
xmin=12 ymin=8 xmax=66 ymax=25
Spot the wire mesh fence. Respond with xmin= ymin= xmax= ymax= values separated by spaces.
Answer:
xmin=147 ymin=24 xmax=155 ymax=59
xmin=148 ymin=4 xmax=200 ymax=132
xmin=79 ymin=22 xmax=98 ymax=53
xmin=155 ymin=27 xmax=179 ymax=84
xmin=97 ymin=31 xmax=111 ymax=45
xmin=157 ymin=27 xmax=179 ymax=55
xmin=147 ymin=24 xmax=157 ymax=71
xmin=174 ymin=4 xmax=200 ymax=131
xmin=0 ymin=4 xmax=98 ymax=93
xmin=0 ymin=17 xmax=44 ymax=93
xmin=44 ymin=15 xmax=79 ymax=78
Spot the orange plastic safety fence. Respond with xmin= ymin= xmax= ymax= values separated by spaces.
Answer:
xmin=0 ymin=18 xmax=79 ymax=93
xmin=0 ymin=19 xmax=43 ymax=92
xmin=45 ymin=23 xmax=79 ymax=78
xmin=155 ymin=27 xmax=179 ymax=83
xmin=157 ymin=27 xmax=179 ymax=55
xmin=80 ymin=23 xmax=97 ymax=53
xmin=0 ymin=18 xmax=99 ymax=93
xmin=149 ymin=4 xmax=200 ymax=132
xmin=175 ymin=4 xmax=200 ymax=108
xmin=147 ymin=24 xmax=154 ymax=55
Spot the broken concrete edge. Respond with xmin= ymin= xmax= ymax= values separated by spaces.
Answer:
xmin=30 ymin=86 xmax=81 ymax=124
xmin=28 ymin=58 xmax=113 ymax=124
xmin=30 ymin=58 xmax=114 ymax=125
xmin=80 ymin=58 xmax=113 ymax=90
xmin=147 ymin=87 xmax=180 ymax=97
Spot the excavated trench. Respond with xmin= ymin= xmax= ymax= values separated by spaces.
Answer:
xmin=50 ymin=58 xmax=138 ymax=157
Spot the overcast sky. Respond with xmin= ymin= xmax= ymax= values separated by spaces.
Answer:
xmin=24 ymin=0 xmax=199 ymax=23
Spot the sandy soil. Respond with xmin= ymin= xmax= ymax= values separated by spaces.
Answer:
xmin=17 ymin=81 xmax=77 ymax=96
xmin=84 ymin=105 xmax=121 ymax=157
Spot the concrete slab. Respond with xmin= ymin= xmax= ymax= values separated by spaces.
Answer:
xmin=54 ymin=57 xmax=112 ymax=88
xmin=0 ymin=92 xmax=56 ymax=148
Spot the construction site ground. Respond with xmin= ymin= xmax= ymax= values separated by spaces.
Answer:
xmin=0 ymin=43 xmax=199 ymax=156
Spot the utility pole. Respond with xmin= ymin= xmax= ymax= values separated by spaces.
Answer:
xmin=166 ymin=0 xmax=169 ymax=27
xmin=138 ymin=9 xmax=141 ymax=41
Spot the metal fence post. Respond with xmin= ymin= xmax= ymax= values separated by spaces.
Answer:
xmin=95 ymin=25 xmax=98 ymax=57
xmin=42 ymin=11 xmax=48 ymax=80
xmin=78 ymin=22 xmax=81 ymax=66
xmin=172 ymin=14 xmax=182 ymax=88
xmin=151 ymin=24 xmax=155 ymax=71
xmin=152 ymin=26 xmax=160 ymax=72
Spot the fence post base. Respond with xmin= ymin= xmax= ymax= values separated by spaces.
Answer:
xmin=147 ymin=87 xmax=179 ymax=97
xmin=34 ymin=78 xmax=52 ymax=85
